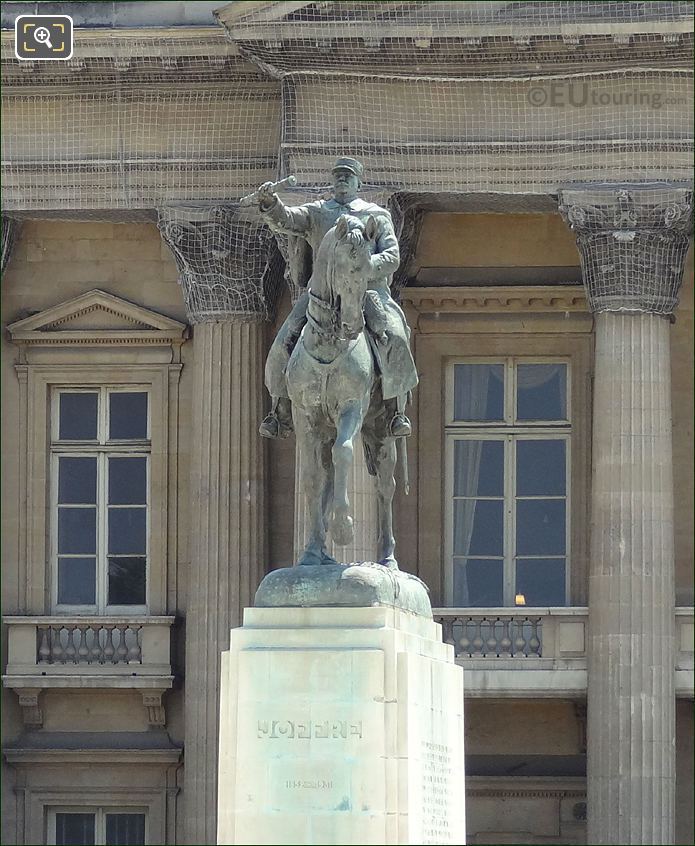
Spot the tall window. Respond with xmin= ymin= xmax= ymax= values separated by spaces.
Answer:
xmin=52 ymin=388 xmax=149 ymax=613
xmin=48 ymin=808 xmax=146 ymax=846
xmin=446 ymin=359 xmax=570 ymax=607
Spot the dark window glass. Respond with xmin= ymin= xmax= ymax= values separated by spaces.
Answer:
xmin=516 ymin=364 xmax=567 ymax=421
xmin=109 ymin=457 xmax=147 ymax=505
xmin=105 ymin=813 xmax=146 ymax=846
xmin=453 ymin=499 xmax=503 ymax=557
xmin=516 ymin=500 xmax=566 ymax=556
xmin=516 ymin=439 xmax=566 ymax=497
xmin=57 ymin=558 xmax=96 ymax=605
xmin=59 ymin=393 xmax=98 ymax=440
xmin=55 ymin=813 xmax=96 ymax=846
xmin=58 ymin=457 xmax=97 ymax=504
xmin=108 ymin=558 xmax=146 ymax=605
xmin=109 ymin=392 xmax=148 ymax=440
xmin=454 ymin=439 xmax=504 ymax=497
xmin=453 ymin=364 xmax=504 ymax=422
xmin=516 ymin=558 xmax=566 ymax=605
xmin=453 ymin=558 xmax=503 ymax=606
xmin=58 ymin=508 xmax=96 ymax=554
xmin=108 ymin=508 xmax=146 ymax=554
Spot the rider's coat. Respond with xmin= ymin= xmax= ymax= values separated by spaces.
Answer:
xmin=261 ymin=196 xmax=418 ymax=400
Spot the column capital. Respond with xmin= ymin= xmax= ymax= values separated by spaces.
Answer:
xmin=158 ymin=204 xmax=280 ymax=324
xmin=558 ymin=184 xmax=692 ymax=314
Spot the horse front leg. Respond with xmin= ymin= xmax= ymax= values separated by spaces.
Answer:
xmin=374 ymin=437 xmax=398 ymax=569
xmin=330 ymin=404 xmax=363 ymax=548
xmin=295 ymin=412 xmax=330 ymax=567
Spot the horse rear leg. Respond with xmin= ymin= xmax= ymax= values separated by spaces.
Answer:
xmin=330 ymin=404 xmax=363 ymax=548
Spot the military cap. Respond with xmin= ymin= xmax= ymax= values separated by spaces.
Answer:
xmin=331 ymin=156 xmax=364 ymax=179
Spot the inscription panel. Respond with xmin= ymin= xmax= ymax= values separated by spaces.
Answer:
xmin=236 ymin=648 xmax=386 ymax=819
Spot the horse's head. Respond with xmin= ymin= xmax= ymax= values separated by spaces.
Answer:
xmin=330 ymin=214 xmax=378 ymax=340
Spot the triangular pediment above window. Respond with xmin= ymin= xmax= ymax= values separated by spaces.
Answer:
xmin=7 ymin=289 xmax=188 ymax=346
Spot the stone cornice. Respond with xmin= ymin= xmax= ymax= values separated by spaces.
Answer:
xmin=400 ymin=285 xmax=587 ymax=314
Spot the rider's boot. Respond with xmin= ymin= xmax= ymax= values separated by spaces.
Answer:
xmin=259 ymin=396 xmax=294 ymax=439
xmin=387 ymin=395 xmax=411 ymax=438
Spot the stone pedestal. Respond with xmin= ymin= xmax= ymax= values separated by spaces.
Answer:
xmin=218 ymin=582 xmax=465 ymax=845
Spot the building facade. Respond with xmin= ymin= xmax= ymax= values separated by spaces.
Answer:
xmin=1 ymin=2 xmax=693 ymax=844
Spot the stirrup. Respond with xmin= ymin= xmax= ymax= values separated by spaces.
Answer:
xmin=390 ymin=413 xmax=411 ymax=438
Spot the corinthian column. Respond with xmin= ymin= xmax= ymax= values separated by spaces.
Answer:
xmin=559 ymin=185 xmax=692 ymax=845
xmin=159 ymin=205 xmax=279 ymax=844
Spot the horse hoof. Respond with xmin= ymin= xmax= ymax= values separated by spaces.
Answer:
xmin=378 ymin=556 xmax=399 ymax=570
xmin=331 ymin=514 xmax=354 ymax=547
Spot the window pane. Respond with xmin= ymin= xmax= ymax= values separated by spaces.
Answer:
xmin=453 ymin=558 xmax=503 ymax=606
xmin=516 ymin=363 xmax=567 ymax=421
xmin=516 ymin=499 xmax=566 ymax=555
xmin=109 ymin=457 xmax=147 ymax=505
xmin=58 ymin=508 xmax=96 ymax=554
xmin=109 ymin=392 xmax=148 ymax=440
xmin=58 ymin=457 xmax=97 ymax=504
xmin=106 ymin=813 xmax=146 ymax=846
xmin=516 ymin=558 xmax=566 ymax=606
xmin=55 ymin=813 xmax=96 ymax=846
xmin=59 ymin=393 xmax=98 ymax=440
xmin=109 ymin=508 xmax=146 ymax=554
xmin=108 ymin=558 xmax=146 ymax=605
xmin=453 ymin=499 xmax=503 ymax=556
xmin=454 ymin=440 xmax=504 ymax=497
xmin=57 ymin=558 xmax=96 ymax=605
xmin=516 ymin=440 xmax=566 ymax=497
xmin=453 ymin=364 xmax=504 ymax=421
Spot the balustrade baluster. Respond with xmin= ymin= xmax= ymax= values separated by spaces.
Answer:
xmin=513 ymin=619 xmax=527 ymax=656
xmin=499 ymin=618 xmax=512 ymax=655
xmin=103 ymin=626 xmax=116 ymax=663
xmin=65 ymin=627 xmax=77 ymax=663
xmin=51 ymin=626 xmax=64 ymax=663
xmin=116 ymin=626 xmax=129 ymax=663
xmin=528 ymin=618 xmax=541 ymax=656
xmin=91 ymin=627 xmax=103 ymax=663
xmin=486 ymin=618 xmax=499 ymax=656
xmin=440 ymin=617 xmax=455 ymax=646
xmin=38 ymin=627 xmax=51 ymax=663
xmin=458 ymin=618 xmax=471 ymax=657
xmin=77 ymin=626 xmax=89 ymax=662
xmin=126 ymin=626 xmax=142 ymax=663
xmin=471 ymin=619 xmax=484 ymax=655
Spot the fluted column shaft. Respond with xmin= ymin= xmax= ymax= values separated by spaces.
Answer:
xmin=186 ymin=320 xmax=266 ymax=842
xmin=158 ymin=205 xmax=278 ymax=844
xmin=559 ymin=184 xmax=692 ymax=845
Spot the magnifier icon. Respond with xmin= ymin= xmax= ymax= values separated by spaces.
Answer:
xmin=34 ymin=26 xmax=53 ymax=49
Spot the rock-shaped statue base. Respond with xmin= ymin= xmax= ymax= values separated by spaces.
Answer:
xmin=254 ymin=563 xmax=432 ymax=618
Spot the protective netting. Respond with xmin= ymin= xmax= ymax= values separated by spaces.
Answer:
xmin=1 ymin=2 xmax=693 ymax=317
xmin=558 ymin=184 xmax=693 ymax=314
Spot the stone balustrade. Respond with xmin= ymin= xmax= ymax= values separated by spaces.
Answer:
xmin=432 ymin=607 xmax=694 ymax=699
xmin=2 ymin=616 xmax=176 ymax=728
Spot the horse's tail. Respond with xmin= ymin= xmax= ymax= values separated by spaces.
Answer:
xmin=363 ymin=437 xmax=377 ymax=477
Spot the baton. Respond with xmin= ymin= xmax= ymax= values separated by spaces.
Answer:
xmin=239 ymin=175 xmax=297 ymax=207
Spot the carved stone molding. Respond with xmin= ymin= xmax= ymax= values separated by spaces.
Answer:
xmin=158 ymin=204 xmax=280 ymax=323
xmin=558 ymin=184 xmax=693 ymax=314
xmin=14 ymin=688 xmax=43 ymax=729
xmin=400 ymin=285 xmax=587 ymax=314
xmin=141 ymin=690 xmax=167 ymax=728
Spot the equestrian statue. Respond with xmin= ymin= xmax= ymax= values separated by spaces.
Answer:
xmin=251 ymin=157 xmax=418 ymax=569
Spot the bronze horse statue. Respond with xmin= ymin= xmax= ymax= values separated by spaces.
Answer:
xmin=285 ymin=214 xmax=400 ymax=569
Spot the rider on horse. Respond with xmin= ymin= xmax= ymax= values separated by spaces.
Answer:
xmin=256 ymin=157 xmax=418 ymax=440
